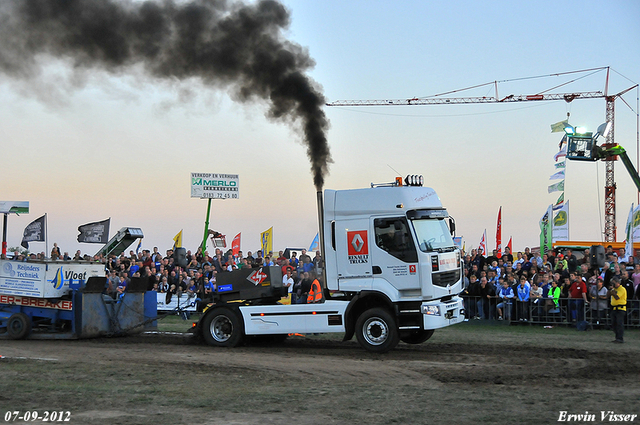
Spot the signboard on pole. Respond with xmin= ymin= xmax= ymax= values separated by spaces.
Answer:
xmin=191 ymin=173 xmax=239 ymax=199
xmin=0 ymin=201 xmax=29 ymax=214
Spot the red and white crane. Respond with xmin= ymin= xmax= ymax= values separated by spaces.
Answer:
xmin=327 ymin=67 xmax=638 ymax=242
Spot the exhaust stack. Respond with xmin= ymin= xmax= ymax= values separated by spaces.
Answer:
xmin=316 ymin=190 xmax=327 ymax=289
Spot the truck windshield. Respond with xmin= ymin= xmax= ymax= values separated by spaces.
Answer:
xmin=411 ymin=218 xmax=455 ymax=252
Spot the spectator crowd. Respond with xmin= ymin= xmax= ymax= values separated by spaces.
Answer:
xmin=460 ymin=245 xmax=640 ymax=329
xmin=7 ymin=241 xmax=638 ymax=330
xmin=8 ymin=244 xmax=325 ymax=304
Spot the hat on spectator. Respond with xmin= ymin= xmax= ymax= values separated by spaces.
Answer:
xmin=558 ymin=254 xmax=564 ymax=259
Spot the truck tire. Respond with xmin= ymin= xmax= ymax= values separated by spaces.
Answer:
xmin=7 ymin=313 xmax=31 ymax=340
xmin=400 ymin=329 xmax=434 ymax=344
xmin=201 ymin=307 xmax=244 ymax=347
xmin=355 ymin=308 xmax=399 ymax=353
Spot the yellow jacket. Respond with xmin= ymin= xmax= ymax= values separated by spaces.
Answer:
xmin=610 ymin=285 xmax=627 ymax=311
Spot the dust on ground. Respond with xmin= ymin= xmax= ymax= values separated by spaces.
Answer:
xmin=1 ymin=325 xmax=639 ymax=425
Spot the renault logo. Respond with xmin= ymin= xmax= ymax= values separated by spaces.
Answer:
xmin=351 ymin=233 xmax=364 ymax=252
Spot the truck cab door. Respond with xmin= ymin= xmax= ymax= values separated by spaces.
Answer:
xmin=371 ymin=218 xmax=420 ymax=296
xmin=334 ymin=219 xmax=373 ymax=291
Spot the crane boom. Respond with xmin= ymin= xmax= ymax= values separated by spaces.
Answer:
xmin=326 ymin=91 xmax=605 ymax=106
xmin=327 ymin=75 xmax=637 ymax=243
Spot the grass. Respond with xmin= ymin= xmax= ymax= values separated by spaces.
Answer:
xmin=153 ymin=312 xmax=200 ymax=332
xmin=433 ymin=321 xmax=640 ymax=351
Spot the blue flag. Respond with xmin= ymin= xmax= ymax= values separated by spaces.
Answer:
xmin=309 ymin=233 xmax=319 ymax=252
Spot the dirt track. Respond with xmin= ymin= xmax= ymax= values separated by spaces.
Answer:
xmin=2 ymin=329 xmax=639 ymax=425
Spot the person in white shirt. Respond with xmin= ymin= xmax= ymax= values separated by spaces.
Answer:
xmin=282 ymin=269 xmax=295 ymax=303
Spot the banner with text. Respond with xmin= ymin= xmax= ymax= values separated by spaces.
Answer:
xmin=191 ymin=173 xmax=239 ymax=199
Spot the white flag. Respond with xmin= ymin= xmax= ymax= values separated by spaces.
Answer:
xmin=624 ymin=204 xmax=634 ymax=262
xmin=632 ymin=205 xmax=640 ymax=242
xmin=554 ymin=146 xmax=567 ymax=162
xmin=555 ymin=161 xmax=566 ymax=169
xmin=548 ymin=180 xmax=565 ymax=193
xmin=478 ymin=230 xmax=487 ymax=256
xmin=549 ymin=170 xmax=565 ymax=180
xmin=552 ymin=201 xmax=569 ymax=242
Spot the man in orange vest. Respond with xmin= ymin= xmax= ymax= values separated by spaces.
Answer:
xmin=307 ymin=272 xmax=324 ymax=304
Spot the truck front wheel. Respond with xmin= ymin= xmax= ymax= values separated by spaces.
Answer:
xmin=201 ymin=307 xmax=244 ymax=347
xmin=7 ymin=313 xmax=31 ymax=340
xmin=355 ymin=308 xmax=399 ymax=353
xmin=400 ymin=329 xmax=434 ymax=344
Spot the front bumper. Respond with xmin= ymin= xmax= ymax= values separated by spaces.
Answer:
xmin=421 ymin=296 xmax=465 ymax=330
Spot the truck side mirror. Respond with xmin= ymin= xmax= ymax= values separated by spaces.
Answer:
xmin=449 ymin=217 xmax=456 ymax=235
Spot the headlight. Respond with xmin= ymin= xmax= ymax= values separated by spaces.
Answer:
xmin=422 ymin=305 xmax=441 ymax=316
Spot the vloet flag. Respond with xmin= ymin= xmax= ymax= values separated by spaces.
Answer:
xmin=77 ymin=218 xmax=110 ymax=244
xmin=555 ymin=161 xmax=566 ymax=169
xmin=506 ymin=237 xmax=512 ymax=256
xmin=496 ymin=207 xmax=502 ymax=259
xmin=232 ymin=232 xmax=241 ymax=256
xmin=21 ymin=214 xmax=46 ymax=249
xmin=261 ymin=227 xmax=273 ymax=256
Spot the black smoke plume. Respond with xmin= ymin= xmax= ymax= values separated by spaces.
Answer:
xmin=0 ymin=0 xmax=331 ymax=189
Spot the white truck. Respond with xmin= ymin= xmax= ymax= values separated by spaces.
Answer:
xmin=196 ymin=176 xmax=465 ymax=352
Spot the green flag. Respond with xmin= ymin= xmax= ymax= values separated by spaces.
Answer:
xmin=539 ymin=205 xmax=553 ymax=255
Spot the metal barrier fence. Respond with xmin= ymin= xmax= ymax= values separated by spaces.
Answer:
xmin=461 ymin=295 xmax=640 ymax=328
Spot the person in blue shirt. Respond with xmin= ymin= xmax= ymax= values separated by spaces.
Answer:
xmin=289 ymin=252 xmax=299 ymax=269
xmin=516 ymin=275 xmax=531 ymax=322
xmin=496 ymin=278 xmax=515 ymax=320
xmin=540 ymin=272 xmax=551 ymax=299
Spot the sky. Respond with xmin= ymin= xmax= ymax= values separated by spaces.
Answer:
xmin=0 ymin=0 xmax=639 ymax=257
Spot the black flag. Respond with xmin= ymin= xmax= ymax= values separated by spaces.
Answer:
xmin=21 ymin=215 xmax=46 ymax=249
xmin=77 ymin=218 xmax=110 ymax=244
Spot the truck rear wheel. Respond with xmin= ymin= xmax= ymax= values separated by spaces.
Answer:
xmin=201 ymin=307 xmax=244 ymax=347
xmin=7 ymin=313 xmax=31 ymax=340
xmin=355 ymin=308 xmax=399 ymax=353
xmin=400 ymin=329 xmax=434 ymax=344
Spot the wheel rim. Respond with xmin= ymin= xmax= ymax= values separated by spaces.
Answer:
xmin=210 ymin=315 xmax=233 ymax=343
xmin=363 ymin=317 xmax=388 ymax=346
xmin=9 ymin=319 xmax=24 ymax=334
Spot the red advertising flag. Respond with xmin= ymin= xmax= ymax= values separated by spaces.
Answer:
xmin=496 ymin=207 xmax=502 ymax=258
xmin=506 ymin=236 xmax=512 ymax=256
xmin=232 ymin=232 xmax=241 ymax=256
